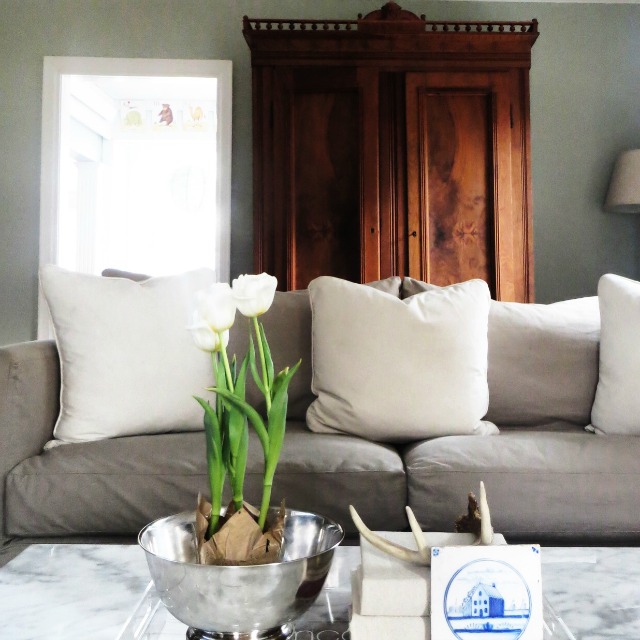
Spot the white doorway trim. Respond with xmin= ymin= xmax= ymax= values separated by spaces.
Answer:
xmin=38 ymin=56 xmax=232 ymax=338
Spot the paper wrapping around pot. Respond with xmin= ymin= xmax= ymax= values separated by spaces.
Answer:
xmin=195 ymin=494 xmax=285 ymax=565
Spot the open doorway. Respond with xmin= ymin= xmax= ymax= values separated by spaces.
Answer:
xmin=39 ymin=57 xmax=232 ymax=338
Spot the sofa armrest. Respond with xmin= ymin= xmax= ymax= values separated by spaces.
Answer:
xmin=0 ymin=340 xmax=60 ymax=542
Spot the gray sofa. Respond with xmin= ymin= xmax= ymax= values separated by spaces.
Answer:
xmin=2 ymin=277 xmax=639 ymax=556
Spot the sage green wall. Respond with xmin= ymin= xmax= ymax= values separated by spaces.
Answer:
xmin=1 ymin=0 xmax=639 ymax=345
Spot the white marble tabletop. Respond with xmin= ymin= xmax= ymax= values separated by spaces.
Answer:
xmin=0 ymin=545 xmax=150 ymax=639
xmin=540 ymin=546 xmax=640 ymax=639
xmin=0 ymin=544 xmax=638 ymax=639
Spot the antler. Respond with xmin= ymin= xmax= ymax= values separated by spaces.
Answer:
xmin=405 ymin=504 xmax=431 ymax=562
xmin=349 ymin=481 xmax=495 ymax=566
xmin=349 ymin=504 xmax=430 ymax=565
xmin=479 ymin=481 xmax=494 ymax=545
xmin=455 ymin=481 xmax=494 ymax=545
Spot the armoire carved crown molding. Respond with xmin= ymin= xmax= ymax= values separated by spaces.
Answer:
xmin=243 ymin=2 xmax=537 ymax=38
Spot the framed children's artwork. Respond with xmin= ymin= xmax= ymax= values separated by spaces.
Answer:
xmin=431 ymin=544 xmax=543 ymax=640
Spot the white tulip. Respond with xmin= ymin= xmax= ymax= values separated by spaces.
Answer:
xmin=232 ymin=273 xmax=278 ymax=318
xmin=195 ymin=283 xmax=237 ymax=332
xmin=187 ymin=311 xmax=229 ymax=353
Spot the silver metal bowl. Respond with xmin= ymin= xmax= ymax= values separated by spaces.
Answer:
xmin=138 ymin=508 xmax=344 ymax=640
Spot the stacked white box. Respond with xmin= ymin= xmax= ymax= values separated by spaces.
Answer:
xmin=350 ymin=566 xmax=430 ymax=640
xmin=349 ymin=531 xmax=507 ymax=640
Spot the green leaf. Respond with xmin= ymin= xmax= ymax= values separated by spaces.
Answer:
xmin=264 ymin=360 xmax=301 ymax=476
xmin=271 ymin=367 xmax=290 ymax=402
xmin=222 ymin=413 xmax=231 ymax=477
xmin=259 ymin=322 xmax=275 ymax=390
xmin=220 ymin=351 xmax=251 ymax=510
xmin=194 ymin=396 xmax=222 ymax=464
xmin=214 ymin=356 xmax=227 ymax=423
xmin=213 ymin=387 xmax=270 ymax=456
xmin=248 ymin=333 xmax=267 ymax=398
xmin=194 ymin=396 xmax=224 ymax=535
xmin=223 ymin=404 xmax=245 ymax=509
xmin=231 ymin=423 xmax=249 ymax=509
xmin=234 ymin=349 xmax=250 ymax=401
xmin=230 ymin=354 xmax=237 ymax=384
xmin=255 ymin=360 xmax=300 ymax=530
xmin=224 ymin=397 xmax=245 ymax=465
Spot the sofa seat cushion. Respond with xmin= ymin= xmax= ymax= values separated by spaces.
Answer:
xmin=5 ymin=422 xmax=406 ymax=538
xmin=403 ymin=430 xmax=640 ymax=542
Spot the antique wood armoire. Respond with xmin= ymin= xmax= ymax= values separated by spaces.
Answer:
xmin=243 ymin=2 xmax=538 ymax=301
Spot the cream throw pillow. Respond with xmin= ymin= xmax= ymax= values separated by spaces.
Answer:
xmin=589 ymin=273 xmax=640 ymax=435
xmin=306 ymin=277 xmax=496 ymax=442
xmin=40 ymin=265 xmax=216 ymax=443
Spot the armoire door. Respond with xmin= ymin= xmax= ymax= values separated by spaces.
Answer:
xmin=260 ymin=67 xmax=381 ymax=291
xmin=405 ymin=71 xmax=526 ymax=300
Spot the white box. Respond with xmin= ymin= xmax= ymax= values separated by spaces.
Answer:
xmin=359 ymin=531 xmax=506 ymax=617
xmin=350 ymin=566 xmax=430 ymax=640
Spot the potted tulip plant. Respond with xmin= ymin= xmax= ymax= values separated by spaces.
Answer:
xmin=138 ymin=272 xmax=343 ymax=637
xmin=187 ymin=273 xmax=300 ymax=565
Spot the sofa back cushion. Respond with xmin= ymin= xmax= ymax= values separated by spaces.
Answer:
xmin=486 ymin=297 xmax=600 ymax=426
xmin=402 ymin=278 xmax=601 ymax=427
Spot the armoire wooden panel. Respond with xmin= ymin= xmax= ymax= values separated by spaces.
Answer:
xmin=243 ymin=2 xmax=538 ymax=301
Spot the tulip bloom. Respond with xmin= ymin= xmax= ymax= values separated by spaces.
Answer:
xmin=195 ymin=283 xmax=237 ymax=332
xmin=232 ymin=273 xmax=277 ymax=318
xmin=188 ymin=312 xmax=229 ymax=353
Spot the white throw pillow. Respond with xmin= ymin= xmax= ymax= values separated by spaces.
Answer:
xmin=40 ymin=265 xmax=216 ymax=443
xmin=306 ymin=276 xmax=497 ymax=442
xmin=590 ymin=273 xmax=640 ymax=435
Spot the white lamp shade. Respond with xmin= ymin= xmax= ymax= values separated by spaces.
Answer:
xmin=605 ymin=149 xmax=640 ymax=213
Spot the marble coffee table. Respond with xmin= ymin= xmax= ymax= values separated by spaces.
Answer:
xmin=0 ymin=544 xmax=638 ymax=639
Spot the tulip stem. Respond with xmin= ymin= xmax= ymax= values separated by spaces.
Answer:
xmin=252 ymin=316 xmax=271 ymax=414
xmin=218 ymin=332 xmax=235 ymax=392
xmin=258 ymin=478 xmax=273 ymax=530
